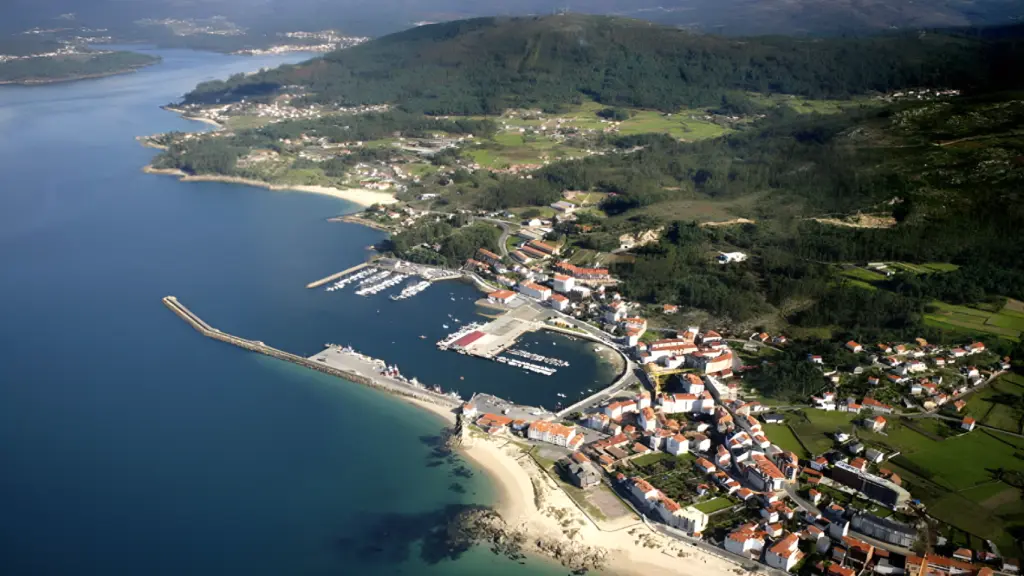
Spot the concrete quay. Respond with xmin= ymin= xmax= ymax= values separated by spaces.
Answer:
xmin=306 ymin=262 xmax=371 ymax=289
xmin=162 ymin=296 xmax=461 ymax=410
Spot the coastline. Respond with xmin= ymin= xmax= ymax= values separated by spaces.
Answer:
xmin=0 ymin=63 xmax=157 ymax=86
xmin=398 ymin=396 xmax=740 ymax=576
xmin=142 ymin=165 xmax=398 ymax=207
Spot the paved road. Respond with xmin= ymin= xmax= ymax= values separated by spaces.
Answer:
xmin=477 ymin=217 xmax=514 ymax=256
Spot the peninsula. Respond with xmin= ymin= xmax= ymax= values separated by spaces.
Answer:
xmin=0 ymin=49 xmax=159 ymax=84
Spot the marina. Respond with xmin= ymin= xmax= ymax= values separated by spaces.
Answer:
xmin=324 ymin=268 xmax=374 ymax=291
xmin=355 ymin=272 xmax=408 ymax=296
xmin=390 ymin=279 xmax=432 ymax=301
xmin=495 ymin=356 xmax=557 ymax=376
xmin=506 ymin=348 xmax=570 ymax=367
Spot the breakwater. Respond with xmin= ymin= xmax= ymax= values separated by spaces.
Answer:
xmin=162 ymin=296 xmax=460 ymax=409
xmin=305 ymin=262 xmax=372 ymax=289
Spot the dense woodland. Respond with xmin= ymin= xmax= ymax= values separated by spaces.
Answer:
xmin=181 ymin=15 xmax=1024 ymax=115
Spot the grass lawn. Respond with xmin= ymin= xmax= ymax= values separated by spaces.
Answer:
xmin=763 ymin=424 xmax=810 ymax=458
xmin=921 ymin=262 xmax=960 ymax=272
xmin=694 ymin=496 xmax=735 ymax=514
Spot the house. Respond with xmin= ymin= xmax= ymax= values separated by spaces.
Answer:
xmin=868 ymin=376 xmax=880 ymax=386
xmin=746 ymin=453 xmax=787 ymax=491
xmin=962 ymin=417 xmax=976 ymax=432
xmin=552 ymin=273 xmax=575 ymax=293
xmin=662 ymin=303 xmax=679 ymax=314
xmin=763 ymin=413 xmax=785 ymax=425
xmin=487 ymin=289 xmax=517 ymax=305
xmin=865 ymin=448 xmax=886 ymax=464
xmin=656 ymin=498 xmax=709 ymax=535
xmin=849 ymin=457 xmax=868 ymax=472
xmin=518 ymin=281 xmax=551 ymax=301
xmin=689 ymin=433 xmax=711 ymax=452
xmin=766 ymin=532 xmax=804 ymax=571
xmin=847 ymin=341 xmax=864 ymax=353
xmin=968 ymin=342 xmax=986 ymax=355
xmin=695 ymin=457 xmax=717 ymax=474
xmin=725 ymin=523 xmax=766 ymax=557
xmin=809 ymin=354 xmax=824 ymax=364
xmin=953 ymin=549 xmax=973 ymax=562
xmin=638 ymin=407 xmax=658 ymax=432
xmin=584 ymin=413 xmax=611 ymax=432
xmin=649 ymin=428 xmax=673 ymax=451
xmin=666 ymin=433 xmax=689 ymax=456
xmin=627 ymin=476 xmax=661 ymax=510
xmin=683 ymin=373 xmax=706 ymax=395
xmin=462 ymin=403 xmax=478 ymax=418
xmin=550 ymin=200 xmax=576 ymax=213
xmin=809 ymin=489 xmax=823 ymax=505
xmin=847 ymin=442 xmax=865 ymax=455
xmin=567 ymin=454 xmax=602 ymax=488
xmin=953 ymin=399 xmax=967 ymax=412
xmin=549 ymin=293 xmax=571 ymax=312
xmin=476 ymin=413 xmax=514 ymax=433
xmin=862 ymin=397 xmax=894 ymax=414
xmin=870 ymin=416 xmax=887 ymax=432
xmin=811 ymin=457 xmax=829 ymax=471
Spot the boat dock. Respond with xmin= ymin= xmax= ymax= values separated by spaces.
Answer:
xmin=306 ymin=262 xmax=372 ymax=289
xmin=437 ymin=304 xmax=553 ymax=361
xmin=162 ymin=296 xmax=461 ymax=409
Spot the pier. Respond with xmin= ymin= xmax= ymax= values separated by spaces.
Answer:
xmin=162 ymin=296 xmax=461 ymax=409
xmin=306 ymin=262 xmax=371 ymax=289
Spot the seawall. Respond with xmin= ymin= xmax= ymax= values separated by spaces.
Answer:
xmin=162 ymin=296 xmax=460 ymax=410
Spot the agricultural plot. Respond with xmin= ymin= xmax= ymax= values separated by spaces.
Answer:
xmin=875 ymin=426 xmax=1024 ymax=552
xmin=762 ymin=423 xmax=809 ymax=458
xmin=924 ymin=300 xmax=1023 ymax=341
xmin=840 ymin=267 xmax=888 ymax=283
xmin=628 ymin=452 xmax=701 ymax=504
xmin=965 ymin=375 xmax=1024 ymax=433
xmin=786 ymin=410 xmax=856 ymax=455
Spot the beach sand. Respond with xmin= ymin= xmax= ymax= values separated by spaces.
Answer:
xmin=142 ymin=166 xmax=397 ymax=207
xmin=399 ymin=397 xmax=741 ymax=576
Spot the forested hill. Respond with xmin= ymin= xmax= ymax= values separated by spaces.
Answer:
xmin=181 ymin=15 xmax=1024 ymax=114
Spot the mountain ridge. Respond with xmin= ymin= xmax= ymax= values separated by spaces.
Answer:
xmin=181 ymin=14 xmax=1024 ymax=115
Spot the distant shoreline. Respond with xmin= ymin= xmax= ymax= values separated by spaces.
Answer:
xmin=142 ymin=165 xmax=398 ymax=207
xmin=0 ymin=66 xmax=150 ymax=86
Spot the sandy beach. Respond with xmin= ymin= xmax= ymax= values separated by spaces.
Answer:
xmin=142 ymin=166 xmax=398 ymax=207
xmin=399 ymin=397 xmax=741 ymax=576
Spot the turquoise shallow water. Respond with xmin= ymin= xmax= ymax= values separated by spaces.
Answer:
xmin=0 ymin=48 xmax=579 ymax=576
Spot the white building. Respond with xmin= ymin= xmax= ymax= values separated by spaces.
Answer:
xmin=717 ymin=251 xmax=748 ymax=264
xmin=655 ymin=499 xmax=708 ymax=535
xmin=550 ymin=293 xmax=571 ymax=312
xmin=552 ymin=273 xmax=575 ymax=293
xmin=666 ymin=433 xmax=689 ymax=455
xmin=518 ymin=281 xmax=551 ymax=301
xmin=638 ymin=407 xmax=658 ymax=432
xmin=765 ymin=533 xmax=802 ymax=571
xmin=527 ymin=421 xmax=578 ymax=448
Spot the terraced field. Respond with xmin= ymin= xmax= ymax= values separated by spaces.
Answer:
xmin=924 ymin=300 xmax=1024 ymax=341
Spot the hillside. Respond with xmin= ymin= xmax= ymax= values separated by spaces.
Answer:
xmin=180 ymin=15 xmax=1023 ymax=115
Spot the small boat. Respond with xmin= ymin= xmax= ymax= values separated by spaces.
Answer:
xmin=450 ymin=297 xmax=456 ymax=301
xmin=443 ymin=324 xmax=449 ymax=329
xmin=460 ymin=376 xmax=465 ymax=380
xmin=420 ymin=335 xmax=427 ymax=339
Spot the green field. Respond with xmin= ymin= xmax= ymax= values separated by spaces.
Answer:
xmin=694 ymin=496 xmax=735 ymax=514
xmin=841 ymin=267 xmax=888 ymax=282
xmin=964 ymin=374 xmax=1024 ymax=433
xmin=787 ymin=410 xmax=857 ymax=455
xmin=870 ymin=424 xmax=1024 ymax=552
xmin=762 ymin=423 xmax=810 ymax=458
xmin=924 ymin=300 xmax=1023 ymax=341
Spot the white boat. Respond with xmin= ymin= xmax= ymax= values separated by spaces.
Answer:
xmin=442 ymin=324 xmax=449 ymax=329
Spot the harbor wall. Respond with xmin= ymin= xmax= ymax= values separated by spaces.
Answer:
xmin=162 ymin=296 xmax=460 ymax=410
xmin=306 ymin=262 xmax=372 ymax=289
